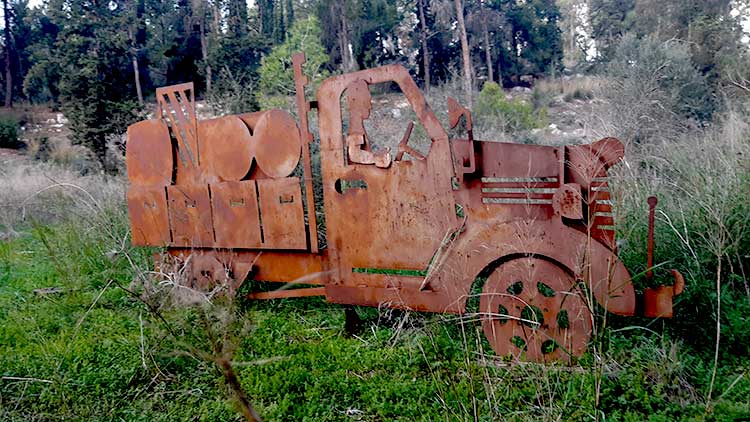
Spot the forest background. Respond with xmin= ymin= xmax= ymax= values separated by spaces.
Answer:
xmin=0 ymin=0 xmax=749 ymax=420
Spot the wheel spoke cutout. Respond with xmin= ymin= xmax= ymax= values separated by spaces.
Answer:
xmin=557 ymin=309 xmax=570 ymax=329
xmin=537 ymin=281 xmax=556 ymax=297
xmin=520 ymin=305 xmax=544 ymax=328
xmin=507 ymin=280 xmax=523 ymax=295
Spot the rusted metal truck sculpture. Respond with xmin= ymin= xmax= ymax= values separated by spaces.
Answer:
xmin=126 ymin=53 xmax=684 ymax=362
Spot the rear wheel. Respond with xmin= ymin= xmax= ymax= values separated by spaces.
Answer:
xmin=479 ymin=257 xmax=592 ymax=362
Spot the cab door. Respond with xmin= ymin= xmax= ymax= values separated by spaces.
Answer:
xmin=315 ymin=66 xmax=458 ymax=288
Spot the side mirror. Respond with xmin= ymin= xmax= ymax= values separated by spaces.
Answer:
xmin=448 ymin=97 xmax=473 ymax=135
xmin=447 ymin=97 xmax=476 ymax=178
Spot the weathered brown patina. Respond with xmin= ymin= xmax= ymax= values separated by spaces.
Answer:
xmin=125 ymin=53 xmax=684 ymax=362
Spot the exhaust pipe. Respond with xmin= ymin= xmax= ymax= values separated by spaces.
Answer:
xmin=641 ymin=195 xmax=685 ymax=318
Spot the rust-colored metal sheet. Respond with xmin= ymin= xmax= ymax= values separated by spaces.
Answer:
xmin=247 ymin=287 xmax=326 ymax=300
xmin=211 ymin=180 xmax=262 ymax=248
xmin=126 ymin=119 xmax=172 ymax=187
xmin=480 ymin=258 xmax=592 ymax=362
xmin=127 ymin=186 xmax=170 ymax=246
xmin=252 ymin=110 xmax=302 ymax=178
xmin=292 ymin=53 xmax=320 ymax=253
xmin=167 ymin=184 xmax=214 ymax=247
xmin=186 ymin=253 xmax=229 ymax=292
xmin=257 ymin=177 xmax=306 ymax=250
xmin=643 ymin=196 xmax=685 ymax=318
xmin=125 ymin=53 xmax=684 ymax=364
xmin=156 ymin=82 xmax=200 ymax=185
xmin=199 ymin=116 xmax=255 ymax=182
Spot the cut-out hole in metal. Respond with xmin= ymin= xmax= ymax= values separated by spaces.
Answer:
xmin=520 ymin=305 xmax=544 ymax=328
xmin=511 ymin=336 xmax=526 ymax=349
xmin=537 ymin=282 xmax=556 ymax=297
xmin=557 ymin=310 xmax=570 ymax=329
xmin=542 ymin=339 xmax=559 ymax=354
xmin=507 ymin=281 xmax=523 ymax=295
xmin=335 ymin=178 xmax=368 ymax=194
xmin=496 ymin=304 xmax=509 ymax=325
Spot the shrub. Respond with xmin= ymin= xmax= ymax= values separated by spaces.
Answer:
xmin=207 ymin=66 xmax=259 ymax=116
xmin=258 ymin=16 xmax=329 ymax=106
xmin=598 ymin=34 xmax=715 ymax=145
xmin=611 ymin=105 xmax=750 ymax=357
xmin=563 ymin=87 xmax=594 ymax=102
xmin=475 ymin=82 xmax=542 ymax=133
xmin=531 ymin=85 xmax=554 ymax=110
xmin=0 ymin=114 xmax=21 ymax=149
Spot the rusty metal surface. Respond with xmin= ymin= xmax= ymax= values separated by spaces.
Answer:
xmin=211 ymin=180 xmax=262 ymax=248
xmin=127 ymin=186 xmax=170 ymax=246
xmin=257 ymin=177 xmax=307 ymax=250
xmin=167 ymin=184 xmax=214 ymax=247
xmin=186 ymin=253 xmax=229 ymax=292
xmin=126 ymin=53 xmax=683 ymax=362
xmin=480 ymin=258 xmax=592 ymax=362
xmin=156 ymin=82 xmax=200 ymax=185
xmin=642 ymin=197 xmax=686 ymax=318
xmin=292 ymin=53 xmax=319 ymax=253
xmin=126 ymin=120 xmax=172 ymax=186
xmin=199 ymin=116 xmax=255 ymax=182
xmin=247 ymin=287 xmax=326 ymax=300
xmin=253 ymin=110 xmax=302 ymax=178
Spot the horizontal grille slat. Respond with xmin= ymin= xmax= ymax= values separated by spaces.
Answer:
xmin=482 ymin=198 xmax=553 ymax=205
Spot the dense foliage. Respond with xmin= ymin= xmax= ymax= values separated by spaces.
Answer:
xmin=0 ymin=1 xmax=749 ymax=419
xmin=0 ymin=0 xmax=742 ymax=164
xmin=0 ymin=112 xmax=18 ymax=148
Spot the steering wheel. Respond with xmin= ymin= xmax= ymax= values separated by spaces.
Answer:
xmin=394 ymin=122 xmax=425 ymax=161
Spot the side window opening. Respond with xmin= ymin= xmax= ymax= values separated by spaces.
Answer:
xmin=341 ymin=80 xmax=432 ymax=166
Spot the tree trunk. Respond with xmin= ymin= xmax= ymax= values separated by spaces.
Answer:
xmin=3 ymin=0 xmax=12 ymax=108
xmin=132 ymin=54 xmax=144 ymax=104
xmin=417 ymin=0 xmax=431 ymax=91
xmin=453 ymin=0 xmax=472 ymax=105
xmin=339 ymin=4 xmax=355 ymax=72
xmin=336 ymin=4 xmax=347 ymax=71
xmin=569 ymin=7 xmax=576 ymax=55
xmin=199 ymin=16 xmax=211 ymax=93
xmin=497 ymin=59 xmax=503 ymax=88
xmin=127 ymin=23 xmax=144 ymax=105
xmin=482 ymin=14 xmax=493 ymax=84
xmin=258 ymin=0 xmax=264 ymax=34
xmin=214 ymin=8 xmax=221 ymax=38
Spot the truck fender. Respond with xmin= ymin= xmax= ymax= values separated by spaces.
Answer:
xmin=428 ymin=219 xmax=636 ymax=316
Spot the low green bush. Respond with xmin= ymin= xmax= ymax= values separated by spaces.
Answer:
xmin=0 ymin=114 xmax=21 ymax=149
xmin=563 ymin=87 xmax=594 ymax=102
xmin=531 ymin=85 xmax=554 ymax=109
xmin=475 ymin=82 xmax=543 ymax=133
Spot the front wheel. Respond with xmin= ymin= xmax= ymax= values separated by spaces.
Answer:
xmin=479 ymin=257 xmax=592 ymax=362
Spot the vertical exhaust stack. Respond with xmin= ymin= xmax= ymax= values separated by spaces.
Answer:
xmin=642 ymin=196 xmax=686 ymax=318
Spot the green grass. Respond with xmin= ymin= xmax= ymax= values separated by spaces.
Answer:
xmin=1 ymin=212 xmax=749 ymax=421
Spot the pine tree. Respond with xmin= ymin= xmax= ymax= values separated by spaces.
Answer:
xmin=285 ymin=0 xmax=294 ymax=28
xmin=258 ymin=0 xmax=275 ymax=37
xmin=3 ymin=0 xmax=13 ymax=107
xmin=589 ymin=0 xmax=635 ymax=60
xmin=53 ymin=0 xmax=142 ymax=168
xmin=227 ymin=0 xmax=248 ymax=36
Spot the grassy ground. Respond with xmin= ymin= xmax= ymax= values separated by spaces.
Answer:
xmin=1 ymin=208 xmax=748 ymax=421
xmin=1 ymin=86 xmax=749 ymax=420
